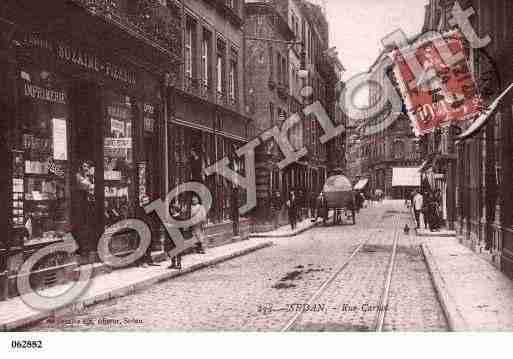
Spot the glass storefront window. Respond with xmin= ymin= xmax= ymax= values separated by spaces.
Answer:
xmin=18 ymin=68 xmax=71 ymax=243
xmin=103 ymin=92 xmax=135 ymax=227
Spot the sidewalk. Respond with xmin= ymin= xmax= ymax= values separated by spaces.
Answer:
xmin=421 ymin=235 xmax=513 ymax=331
xmin=0 ymin=238 xmax=272 ymax=331
xmin=416 ymin=228 xmax=456 ymax=237
xmin=250 ymin=215 xmax=331 ymax=239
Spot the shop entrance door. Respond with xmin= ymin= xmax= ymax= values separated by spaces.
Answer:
xmin=69 ymin=82 xmax=104 ymax=258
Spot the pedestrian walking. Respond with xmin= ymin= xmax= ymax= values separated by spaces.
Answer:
xmin=412 ymin=190 xmax=424 ymax=229
xmin=191 ymin=195 xmax=207 ymax=254
xmin=73 ymin=161 xmax=95 ymax=258
xmin=286 ymin=191 xmax=298 ymax=230
xmin=430 ymin=190 xmax=442 ymax=231
xmin=231 ymin=187 xmax=240 ymax=235
xmin=228 ymin=144 xmax=240 ymax=236
xmin=422 ymin=191 xmax=431 ymax=230
xmin=310 ymin=192 xmax=318 ymax=219
xmin=315 ymin=192 xmax=329 ymax=225
xmin=270 ymin=191 xmax=283 ymax=229
xmin=164 ymin=204 xmax=189 ymax=270
xmin=190 ymin=148 xmax=204 ymax=183
xmin=355 ymin=191 xmax=364 ymax=213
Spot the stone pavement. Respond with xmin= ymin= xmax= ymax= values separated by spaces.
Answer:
xmin=295 ymin=203 xmax=447 ymax=332
xmin=421 ymin=235 xmax=513 ymax=331
xmin=250 ymin=213 xmax=334 ymax=239
xmin=0 ymin=238 xmax=273 ymax=331
xmin=29 ymin=202 xmax=417 ymax=332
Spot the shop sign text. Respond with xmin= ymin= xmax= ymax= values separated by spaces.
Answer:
xmin=24 ymin=83 xmax=66 ymax=104
xmin=24 ymin=33 xmax=137 ymax=86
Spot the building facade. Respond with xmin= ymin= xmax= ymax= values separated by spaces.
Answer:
xmin=0 ymin=0 xmax=253 ymax=299
xmin=244 ymin=1 xmax=295 ymax=229
xmin=358 ymin=50 xmax=422 ymax=199
xmin=168 ymin=0 xmax=252 ymax=241
xmin=244 ymin=0 xmax=342 ymax=229
xmin=0 ymin=0 xmax=182 ymax=297
xmin=421 ymin=0 xmax=513 ymax=278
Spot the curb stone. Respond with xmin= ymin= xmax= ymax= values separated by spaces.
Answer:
xmin=250 ymin=224 xmax=316 ymax=238
xmin=2 ymin=241 xmax=273 ymax=331
xmin=250 ymin=216 xmax=335 ymax=239
xmin=421 ymin=243 xmax=468 ymax=331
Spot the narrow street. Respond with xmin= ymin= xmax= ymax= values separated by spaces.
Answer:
xmin=30 ymin=201 xmax=447 ymax=332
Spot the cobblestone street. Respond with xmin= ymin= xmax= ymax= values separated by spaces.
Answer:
xmin=29 ymin=202 xmax=448 ymax=332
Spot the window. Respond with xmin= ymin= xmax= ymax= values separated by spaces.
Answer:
xmin=217 ymin=39 xmax=226 ymax=94
xmin=226 ymin=0 xmax=238 ymax=10
xmin=18 ymin=68 xmax=70 ymax=243
xmin=185 ymin=18 xmax=195 ymax=80
xmin=281 ymin=56 xmax=287 ymax=86
xmin=276 ymin=52 xmax=281 ymax=84
xmin=269 ymin=102 xmax=275 ymax=125
xmin=393 ymin=140 xmax=405 ymax=159
xmin=229 ymin=49 xmax=238 ymax=104
xmin=269 ymin=45 xmax=274 ymax=81
xmin=202 ymin=30 xmax=211 ymax=87
xmin=104 ymin=92 xmax=135 ymax=228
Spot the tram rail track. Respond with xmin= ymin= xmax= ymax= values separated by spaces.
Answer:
xmin=281 ymin=212 xmax=402 ymax=332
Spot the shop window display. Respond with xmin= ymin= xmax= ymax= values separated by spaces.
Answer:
xmin=18 ymin=68 xmax=71 ymax=244
xmin=103 ymin=92 xmax=135 ymax=227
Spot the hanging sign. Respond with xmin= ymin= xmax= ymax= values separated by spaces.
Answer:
xmin=143 ymin=103 xmax=155 ymax=133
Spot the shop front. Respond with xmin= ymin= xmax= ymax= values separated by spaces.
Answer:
xmin=168 ymin=89 xmax=251 ymax=245
xmin=1 ymin=24 xmax=165 ymax=296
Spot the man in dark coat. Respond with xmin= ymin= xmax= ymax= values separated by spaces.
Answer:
xmin=286 ymin=191 xmax=298 ymax=230
xmin=315 ymin=192 xmax=329 ymax=225
xmin=190 ymin=148 xmax=203 ymax=183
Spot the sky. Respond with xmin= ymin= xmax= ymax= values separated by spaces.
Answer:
xmin=320 ymin=0 xmax=429 ymax=79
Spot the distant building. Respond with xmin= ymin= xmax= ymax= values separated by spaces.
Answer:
xmin=356 ymin=49 xmax=423 ymax=199
xmin=245 ymin=0 xmax=344 ymax=230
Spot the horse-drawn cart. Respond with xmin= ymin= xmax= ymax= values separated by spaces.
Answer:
xmin=323 ymin=175 xmax=357 ymax=225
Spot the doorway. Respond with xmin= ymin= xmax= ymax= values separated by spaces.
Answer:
xmin=69 ymin=81 xmax=103 ymax=256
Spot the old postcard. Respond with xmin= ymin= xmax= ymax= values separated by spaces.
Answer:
xmin=1 ymin=0 xmax=513 ymax=356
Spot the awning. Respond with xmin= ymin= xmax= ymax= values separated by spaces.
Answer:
xmin=457 ymin=82 xmax=513 ymax=142
xmin=392 ymin=167 xmax=421 ymax=187
xmin=353 ymin=178 xmax=369 ymax=191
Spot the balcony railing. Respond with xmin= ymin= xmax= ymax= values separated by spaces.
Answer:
xmin=210 ymin=0 xmax=243 ymax=26
xmin=71 ymin=0 xmax=182 ymax=59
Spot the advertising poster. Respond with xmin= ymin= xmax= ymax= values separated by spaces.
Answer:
xmin=391 ymin=31 xmax=483 ymax=136
xmin=52 ymin=118 xmax=67 ymax=161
